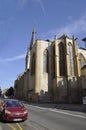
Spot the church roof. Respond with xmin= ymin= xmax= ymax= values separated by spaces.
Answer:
xmin=78 ymin=48 xmax=86 ymax=59
xmin=58 ymin=34 xmax=71 ymax=39
xmin=82 ymin=37 xmax=86 ymax=41
xmin=81 ymin=65 xmax=86 ymax=69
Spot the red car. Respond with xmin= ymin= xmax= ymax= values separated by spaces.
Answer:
xmin=0 ymin=99 xmax=28 ymax=122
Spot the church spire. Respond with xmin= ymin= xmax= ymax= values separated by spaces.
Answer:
xmin=30 ymin=25 xmax=36 ymax=49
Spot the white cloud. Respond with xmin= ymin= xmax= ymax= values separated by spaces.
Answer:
xmin=0 ymin=53 xmax=26 ymax=62
xmin=41 ymin=13 xmax=86 ymax=39
xmin=36 ymin=0 xmax=46 ymax=15
xmin=32 ymin=0 xmax=46 ymax=15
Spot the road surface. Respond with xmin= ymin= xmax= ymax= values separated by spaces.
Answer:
xmin=0 ymin=103 xmax=86 ymax=130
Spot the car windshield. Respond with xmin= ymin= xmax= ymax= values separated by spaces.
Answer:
xmin=6 ymin=100 xmax=23 ymax=107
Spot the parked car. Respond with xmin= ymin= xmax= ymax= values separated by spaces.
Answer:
xmin=0 ymin=99 xmax=28 ymax=122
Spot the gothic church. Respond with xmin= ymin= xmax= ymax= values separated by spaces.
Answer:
xmin=14 ymin=27 xmax=86 ymax=103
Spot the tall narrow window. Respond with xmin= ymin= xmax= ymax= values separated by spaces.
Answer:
xmin=79 ymin=53 xmax=86 ymax=69
xmin=31 ymin=54 xmax=35 ymax=75
xmin=59 ymin=42 xmax=66 ymax=76
xmin=53 ymin=45 xmax=55 ymax=77
xmin=68 ymin=43 xmax=74 ymax=76
xmin=43 ymin=49 xmax=49 ymax=73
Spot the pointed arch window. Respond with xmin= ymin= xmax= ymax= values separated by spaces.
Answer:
xmin=31 ymin=54 xmax=35 ymax=75
xmin=79 ymin=53 xmax=86 ymax=68
xmin=67 ymin=43 xmax=74 ymax=76
xmin=59 ymin=42 xmax=66 ymax=76
xmin=43 ymin=49 xmax=49 ymax=73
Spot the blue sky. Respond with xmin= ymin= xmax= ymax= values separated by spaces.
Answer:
xmin=0 ymin=0 xmax=86 ymax=90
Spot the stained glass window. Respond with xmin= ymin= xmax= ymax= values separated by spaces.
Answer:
xmin=59 ymin=42 xmax=66 ymax=76
xmin=43 ymin=49 xmax=49 ymax=73
xmin=67 ymin=43 xmax=74 ymax=76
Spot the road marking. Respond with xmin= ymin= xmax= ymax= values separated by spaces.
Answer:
xmin=7 ymin=123 xmax=16 ymax=130
xmin=16 ymin=123 xmax=23 ymax=130
xmin=29 ymin=105 xmax=86 ymax=119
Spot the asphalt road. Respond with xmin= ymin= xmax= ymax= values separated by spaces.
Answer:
xmin=0 ymin=103 xmax=86 ymax=130
xmin=26 ymin=103 xmax=86 ymax=130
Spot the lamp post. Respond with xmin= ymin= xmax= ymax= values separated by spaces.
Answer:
xmin=82 ymin=37 xmax=86 ymax=49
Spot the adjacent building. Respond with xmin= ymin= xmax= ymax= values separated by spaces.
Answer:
xmin=14 ymin=27 xmax=86 ymax=103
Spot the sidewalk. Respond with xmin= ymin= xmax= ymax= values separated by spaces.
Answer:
xmin=25 ymin=102 xmax=86 ymax=113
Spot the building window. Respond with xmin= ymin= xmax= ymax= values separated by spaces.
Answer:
xmin=79 ymin=53 xmax=86 ymax=68
xmin=53 ymin=45 xmax=55 ymax=77
xmin=43 ymin=49 xmax=49 ymax=73
xmin=31 ymin=54 xmax=35 ymax=75
xmin=67 ymin=43 xmax=74 ymax=76
xmin=59 ymin=42 xmax=66 ymax=76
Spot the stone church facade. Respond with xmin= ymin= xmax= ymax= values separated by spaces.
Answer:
xmin=14 ymin=27 xmax=86 ymax=103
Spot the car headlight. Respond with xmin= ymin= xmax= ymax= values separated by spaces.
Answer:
xmin=5 ymin=110 xmax=11 ymax=114
xmin=24 ymin=110 xmax=28 ymax=114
